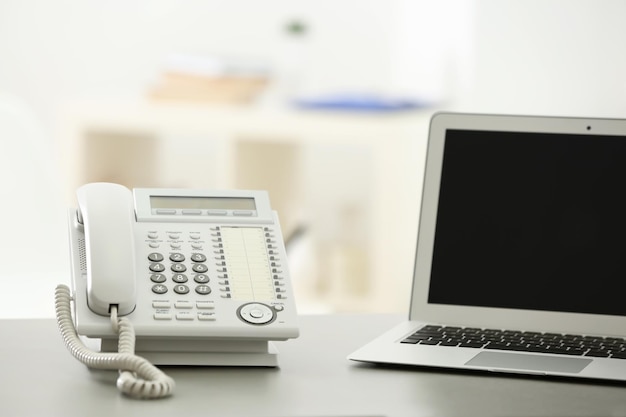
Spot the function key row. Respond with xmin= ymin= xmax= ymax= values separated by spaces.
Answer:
xmin=146 ymin=232 xmax=206 ymax=249
xmin=154 ymin=209 xmax=255 ymax=217
xmin=149 ymin=263 xmax=209 ymax=273
xmin=148 ymin=252 xmax=209 ymax=276
xmin=153 ymin=311 xmax=217 ymax=321
xmin=147 ymin=232 xmax=204 ymax=240
xmin=150 ymin=273 xmax=210 ymax=284
xmin=152 ymin=299 xmax=216 ymax=322
xmin=152 ymin=283 xmax=211 ymax=295
xmin=148 ymin=253 xmax=207 ymax=263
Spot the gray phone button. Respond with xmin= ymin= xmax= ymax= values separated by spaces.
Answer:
xmin=152 ymin=284 xmax=168 ymax=294
xmin=150 ymin=273 xmax=167 ymax=283
xmin=173 ymin=285 xmax=190 ymax=294
xmin=195 ymin=285 xmax=211 ymax=295
xmin=233 ymin=210 xmax=254 ymax=216
xmin=149 ymin=263 xmax=165 ymax=272
xmin=238 ymin=303 xmax=275 ymax=325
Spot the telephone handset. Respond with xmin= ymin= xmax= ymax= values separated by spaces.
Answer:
xmin=55 ymin=182 xmax=299 ymax=399
xmin=76 ymin=183 xmax=136 ymax=315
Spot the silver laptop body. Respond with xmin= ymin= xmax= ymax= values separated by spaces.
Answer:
xmin=349 ymin=112 xmax=626 ymax=382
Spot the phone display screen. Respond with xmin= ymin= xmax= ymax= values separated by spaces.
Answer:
xmin=150 ymin=196 xmax=256 ymax=211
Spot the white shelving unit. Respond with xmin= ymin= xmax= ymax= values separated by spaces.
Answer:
xmin=57 ymin=100 xmax=431 ymax=313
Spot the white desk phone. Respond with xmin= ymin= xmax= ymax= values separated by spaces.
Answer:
xmin=55 ymin=182 xmax=299 ymax=398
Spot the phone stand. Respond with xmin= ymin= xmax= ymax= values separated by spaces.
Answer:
xmin=100 ymin=338 xmax=279 ymax=366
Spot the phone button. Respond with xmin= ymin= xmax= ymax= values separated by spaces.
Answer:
xmin=150 ymin=273 xmax=167 ymax=283
xmin=169 ymin=253 xmax=185 ymax=262
xmin=154 ymin=311 xmax=172 ymax=320
xmin=194 ymin=274 xmax=210 ymax=283
xmin=152 ymin=301 xmax=171 ymax=308
xmin=173 ymin=285 xmax=190 ymax=294
xmin=152 ymin=284 xmax=168 ymax=294
xmin=171 ymin=264 xmax=187 ymax=273
xmin=198 ymin=312 xmax=216 ymax=321
xmin=233 ymin=210 xmax=254 ymax=216
xmin=238 ymin=303 xmax=275 ymax=325
xmin=196 ymin=300 xmax=215 ymax=309
xmin=172 ymin=273 xmax=188 ymax=283
xmin=175 ymin=300 xmax=193 ymax=309
xmin=192 ymin=264 xmax=209 ymax=273
xmin=249 ymin=309 xmax=264 ymax=319
xmin=148 ymin=252 xmax=164 ymax=262
xmin=191 ymin=253 xmax=207 ymax=262
xmin=176 ymin=312 xmax=194 ymax=320
xmin=149 ymin=263 xmax=166 ymax=272
xmin=195 ymin=285 xmax=211 ymax=295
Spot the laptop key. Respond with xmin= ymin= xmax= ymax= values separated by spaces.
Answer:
xmin=526 ymin=344 xmax=551 ymax=353
xmin=419 ymin=340 xmax=442 ymax=345
xmin=459 ymin=341 xmax=485 ymax=348
xmin=484 ymin=342 xmax=511 ymax=351
xmin=585 ymin=349 xmax=611 ymax=358
xmin=561 ymin=348 xmax=586 ymax=356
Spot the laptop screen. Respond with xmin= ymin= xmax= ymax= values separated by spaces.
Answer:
xmin=427 ymin=129 xmax=626 ymax=317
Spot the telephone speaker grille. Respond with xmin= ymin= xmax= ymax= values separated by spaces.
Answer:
xmin=78 ymin=237 xmax=87 ymax=271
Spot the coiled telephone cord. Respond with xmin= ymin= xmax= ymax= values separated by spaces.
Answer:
xmin=54 ymin=284 xmax=175 ymax=399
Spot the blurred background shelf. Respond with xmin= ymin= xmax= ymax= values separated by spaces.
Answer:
xmin=57 ymin=100 xmax=430 ymax=313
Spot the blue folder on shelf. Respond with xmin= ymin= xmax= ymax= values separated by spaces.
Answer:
xmin=293 ymin=94 xmax=428 ymax=112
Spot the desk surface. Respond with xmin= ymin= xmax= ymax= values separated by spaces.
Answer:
xmin=1 ymin=314 xmax=625 ymax=417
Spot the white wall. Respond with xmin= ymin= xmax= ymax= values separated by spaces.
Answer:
xmin=0 ymin=0 xmax=403 ymax=130
xmin=0 ymin=93 xmax=68 ymax=318
xmin=461 ymin=0 xmax=626 ymax=117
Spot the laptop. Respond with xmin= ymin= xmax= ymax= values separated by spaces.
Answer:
xmin=349 ymin=112 xmax=626 ymax=382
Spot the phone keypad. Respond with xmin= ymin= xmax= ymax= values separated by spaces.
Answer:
xmin=147 ymin=238 xmax=217 ymax=321
xmin=147 ymin=250 xmax=211 ymax=296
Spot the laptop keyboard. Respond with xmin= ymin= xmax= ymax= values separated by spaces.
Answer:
xmin=401 ymin=325 xmax=626 ymax=359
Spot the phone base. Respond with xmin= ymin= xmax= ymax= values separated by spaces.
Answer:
xmin=137 ymin=344 xmax=279 ymax=367
xmin=100 ymin=338 xmax=280 ymax=367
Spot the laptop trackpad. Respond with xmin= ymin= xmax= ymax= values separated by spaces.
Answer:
xmin=466 ymin=351 xmax=592 ymax=373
